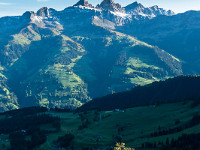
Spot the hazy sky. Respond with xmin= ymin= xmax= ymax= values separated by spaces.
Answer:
xmin=0 ymin=0 xmax=199 ymax=17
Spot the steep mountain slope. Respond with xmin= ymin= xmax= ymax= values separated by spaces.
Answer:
xmin=50 ymin=4 xmax=182 ymax=97
xmin=119 ymin=10 xmax=200 ymax=74
xmin=0 ymin=0 xmax=190 ymax=111
xmin=0 ymin=9 xmax=92 ymax=110
xmin=78 ymin=75 xmax=200 ymax=111
xmin=8 ymin=34 xmax=91 ymax=109
xmin=0 ymin=67 xmax=18 ymax=112
xmin=6 ymin=21 xmax=92 ymax=109
xmin=72 ymin=31 xmax=182 ymax=98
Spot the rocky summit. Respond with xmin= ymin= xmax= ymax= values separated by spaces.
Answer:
xmin=73 ymin=0 xmax=94 ymax=8
xmin=97 ymin=0 xmax=125 ymax=13
xmin=125 ymin=1 xmax=175 ymax=19
xmin=37 ymin=7 xmax=50 ymax=18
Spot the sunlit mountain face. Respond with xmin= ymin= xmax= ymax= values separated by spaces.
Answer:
xmin=0 ymin=0 xmax=199 ymax=112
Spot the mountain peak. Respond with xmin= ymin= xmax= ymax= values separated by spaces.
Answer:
xmin=97 ymin=0 xmax=125 ymax=13
xmin=131 ymin=1 xmax=140 ymax=6
xmin=125 ymin=1 xmax=175 ymax=19
xmin=150 ymin=5 xmax=159 ymax=10
xmin=125 ymin=1 xmax=144 ymax=12
xmin=37 ymin=7 xmax=49 ymax=17
xmin=167 ymin=10 xmax=175 ymax=15
xmin=73 ymin=0 xmax=94 ymax=8
xmin=22 ymin=11 xmax=36 ymax=20
xmin=101 ymin=0 xmax=114 ymax=4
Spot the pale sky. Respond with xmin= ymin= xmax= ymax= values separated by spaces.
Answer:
xmin=0 ymin=0 xmax=199 ymax=17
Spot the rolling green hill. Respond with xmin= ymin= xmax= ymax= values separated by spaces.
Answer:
xmin=0 ymin=100 xmax=200 ymax=149
xmin=79 ymin=75 xmax=200 ymax=111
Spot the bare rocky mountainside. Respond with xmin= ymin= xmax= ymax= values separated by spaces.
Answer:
xmin=0 ymin=0 xmax=199 ymax=111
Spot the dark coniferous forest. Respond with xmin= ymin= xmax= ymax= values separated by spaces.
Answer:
xmin=79 ymin=75 xmax=200 ymax=111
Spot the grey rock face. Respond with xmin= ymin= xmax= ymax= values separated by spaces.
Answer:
xmin=125 ymin=2 xmax=145 ymax=12
xmin=73 ymin=0 xmax=94 ymax=8
xmin=97 ymin=0 xmax=125 ymax=13
xmin=125 ymin=1 xmax=175 ymax=19
xmin=37 ymin=7 xmax=50 ymax=17
xmin=22 ymin=11 xmax=36 ymax=19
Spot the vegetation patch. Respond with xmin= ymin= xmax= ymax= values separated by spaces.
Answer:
xmin=1 ymin=100 xmax=200 ymax=150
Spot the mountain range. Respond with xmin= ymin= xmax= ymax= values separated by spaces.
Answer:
xmin=0 ymin=0 xmax=199 ymax=112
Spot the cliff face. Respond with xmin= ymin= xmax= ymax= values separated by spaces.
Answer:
xmin=97 ymin=0 xmax=125 ymax=13
xmin=73 ymin=0 xmax=94 ymax=8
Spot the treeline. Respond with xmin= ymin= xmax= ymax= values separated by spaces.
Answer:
xmin=150 ymin=114 xmax=200 ymax=137
xmin=50 ymin=107 xmax=72 ymax=113
xmin=54 ymin=133 xmax=75 ymax=149
xmin=142 ymin=133 xmax=200 ymax=150
xmin=0 ymin=106 xmax=62 ymax=149
xmin=0 ymin=106 xmax=47 ymax=117
xmin=8 ymin=128 xmax=47 ymax=150
xmin=0 ymin=107 xmax=60 ymax=134
xmin=78 ymin=75 xmax=200 ymax=111
xmin=0 ymin=113 xmax=60 ymax=134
